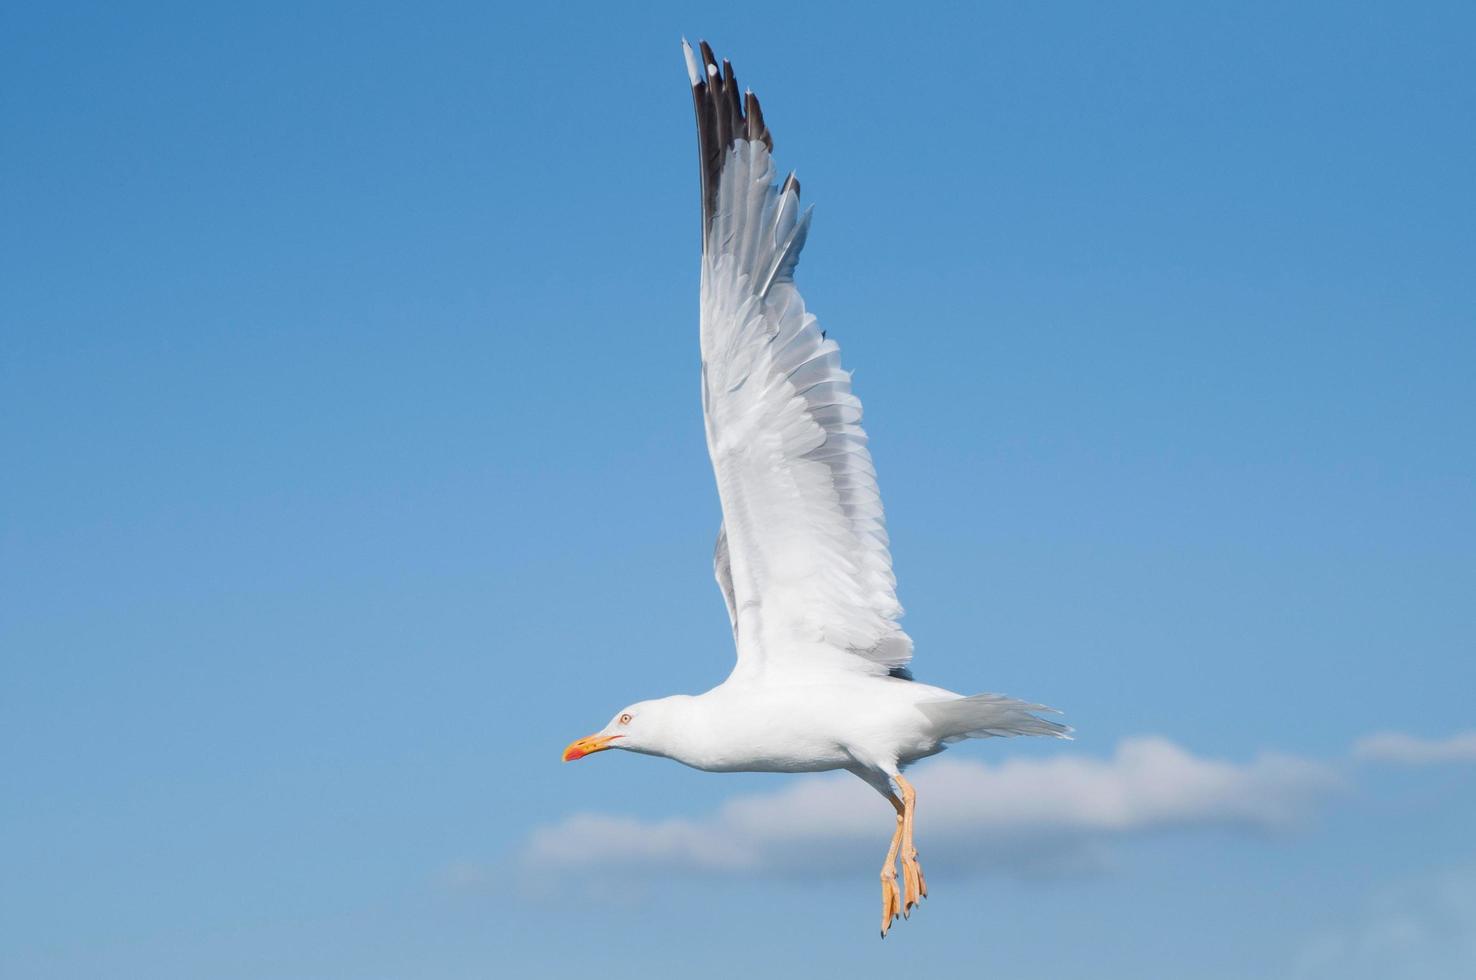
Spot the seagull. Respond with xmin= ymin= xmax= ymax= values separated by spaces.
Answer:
xmin=563 ymin=40 xmax=1069 ymax=937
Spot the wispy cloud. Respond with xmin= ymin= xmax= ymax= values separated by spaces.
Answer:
xmin=526 ymin=736 xmax=1342 ymax=879
xmin=1293 ymin=864 xmax=1476 ymax=980
xmin=1351 ymin=730 xmax=1476 ymax=766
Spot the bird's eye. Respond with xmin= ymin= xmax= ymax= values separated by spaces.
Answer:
xmin=619 ymin=713 xmax=632 ymax=725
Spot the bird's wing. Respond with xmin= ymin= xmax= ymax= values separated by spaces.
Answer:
xmin=686 ymin=41 xmax=911 ymax=678
xmin=713 ymin=523 xmax=738 ymax=639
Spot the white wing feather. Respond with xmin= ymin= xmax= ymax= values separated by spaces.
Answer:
xmin=693 ymin=79 xmax=911 ymax=678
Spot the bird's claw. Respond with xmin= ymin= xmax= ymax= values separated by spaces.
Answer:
xmin=901 ymin=849 xmax=927 ymax=913
xmin=880 ymin=871 xmax=902 ymax=937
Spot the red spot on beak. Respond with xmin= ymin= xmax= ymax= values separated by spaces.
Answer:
xmin=562 ymin=734 xmax=621 ymax=762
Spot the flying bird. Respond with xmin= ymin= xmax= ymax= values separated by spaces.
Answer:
xmin=563 ymin=40 xmax=1069 ymax=937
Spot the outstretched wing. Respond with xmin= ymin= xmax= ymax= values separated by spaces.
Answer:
xmin=685 ymin=41 xmax=911 ymax=679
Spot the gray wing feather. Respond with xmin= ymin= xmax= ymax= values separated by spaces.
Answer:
xmin=713 ymin=523 xmax=738 ymax=639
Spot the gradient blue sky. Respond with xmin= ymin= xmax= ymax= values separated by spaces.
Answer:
xmin=3 ymin=2 xmax=1474 ymax=977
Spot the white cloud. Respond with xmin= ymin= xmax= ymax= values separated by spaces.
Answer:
xmin=525 ymin=736 xmax=1342 ymax=879
xmin=1351 ymin=730 xmax=1476 ymax=766
xmin=1293 ymin=865 xmax=1476 ymax=980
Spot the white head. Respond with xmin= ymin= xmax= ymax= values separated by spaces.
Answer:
xmin=562 ymin=696 xmax=687 ymax=763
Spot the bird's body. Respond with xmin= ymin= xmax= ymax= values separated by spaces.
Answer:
xmin=618 ymin=677 xmax=956 ymax=774
xmin=562 ymin=40 xmax=1068 ymax=936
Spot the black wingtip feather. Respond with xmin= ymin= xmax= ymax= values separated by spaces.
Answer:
xmin=688 ymin=41 xmax=778 ymax=242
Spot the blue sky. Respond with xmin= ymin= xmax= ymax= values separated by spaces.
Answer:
xmin=3 ymin=1 xmax=1473 ymax=977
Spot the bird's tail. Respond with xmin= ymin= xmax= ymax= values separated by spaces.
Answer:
xmin=918 ymin=693 xmax=1072 ymax=742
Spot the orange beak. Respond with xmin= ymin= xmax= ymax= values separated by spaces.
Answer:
xmin=562 ymin=733 xmax=622 ymax=762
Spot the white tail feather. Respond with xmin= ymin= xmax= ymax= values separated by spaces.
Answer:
xmin=918 ymin=693 xmax=1072 ymax=742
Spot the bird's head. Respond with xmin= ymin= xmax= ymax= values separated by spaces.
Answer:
xmin=562 ymin=697 xmax=685 ymax=762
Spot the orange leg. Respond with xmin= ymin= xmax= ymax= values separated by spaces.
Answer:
xmin=894 ymin=773 xmax=928 ymax=913
xmin=879 ymin=793 xmax=905 ymax=936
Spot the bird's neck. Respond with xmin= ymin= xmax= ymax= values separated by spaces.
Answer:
xmin=643 ymin=688 xmax=740 ymax=772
